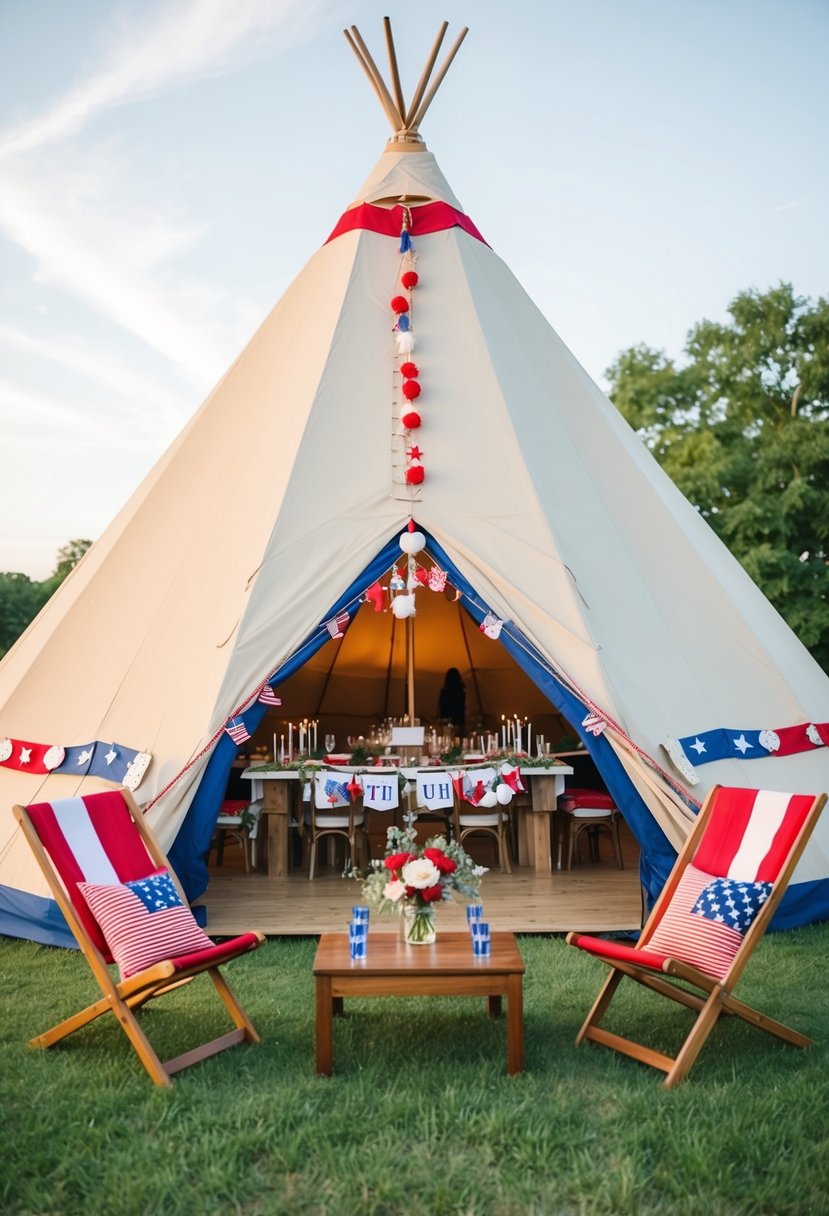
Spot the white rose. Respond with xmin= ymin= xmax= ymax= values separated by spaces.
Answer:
xmin=400 ymin=858 xmax=441 ymax=889
xmin=383 ymin=879 xmax=407 ymax=902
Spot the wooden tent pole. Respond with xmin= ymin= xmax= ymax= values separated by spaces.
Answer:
xmin=406 ymin=615 xmax=416 ymax=724
xmin=345 ymin=27 xmax=403 ymax=132
xmin=408 ymin=26 xmax=469 ymax=133
xmin=403 ymin=22 xmax=448 ymax=130
xmin=383 ymin=17 xmax=407 ymax=124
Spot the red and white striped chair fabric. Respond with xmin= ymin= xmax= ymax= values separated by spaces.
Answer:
xmin=13 ymin=788 xmax=264 ymax=1087
xmin=566 ymin=785 xmax=826 ymax=1087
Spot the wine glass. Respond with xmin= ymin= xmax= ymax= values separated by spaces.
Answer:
xmin=324 ymin=733 xmax=336 ymax=755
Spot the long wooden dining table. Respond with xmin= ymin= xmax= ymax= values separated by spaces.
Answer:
xmin=242 ymin=761 xmax=573 ymax=879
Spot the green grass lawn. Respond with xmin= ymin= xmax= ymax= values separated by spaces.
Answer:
xmin=1 ymin=927 xmax=828 ymax=1216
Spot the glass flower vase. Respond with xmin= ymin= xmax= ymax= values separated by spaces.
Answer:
xmin=402 ymin=903 xmax=436 ymax=946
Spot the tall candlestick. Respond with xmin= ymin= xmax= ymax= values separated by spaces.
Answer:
xmin=288 ymin=722 xmax=293 ymax=760
xmin=280 ymin=734 xmax=285 ymax=763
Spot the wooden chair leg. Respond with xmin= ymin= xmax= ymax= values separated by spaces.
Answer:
xmin=664 ymin=990 xmax=724 ymax=1088
xmin=308 ymin=839 xmax=317 ymax=881
xmin=575 ymin=967 xmax=625 ymax=1046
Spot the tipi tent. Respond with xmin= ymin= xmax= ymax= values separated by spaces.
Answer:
xmin=1 ymin=21 xmax=828 ymax=947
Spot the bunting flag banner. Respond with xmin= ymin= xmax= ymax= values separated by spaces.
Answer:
xmin=0 ymin=736 xmax=151 ymax=790
xmin=662 ymin=720 xmax=829 ymax=783
xmin=315 ymin=774 xmax=350 ymax=808
xmin=258 ymin=685 xmax=282 ymax=706
xmin=499 ymin=763 xmax=526 ymax=794
xmin=479 ymin=611 xmax=504 ymax=640
xmin=582 ymin=713 xmax=607 ymax=737
xmin=324 ymin=610 xmax=351 ymax=639
xmin=450 ymin=770 xmax=473 ymax=802
xmin=360 ymin=775 xmax=399 ymax=810
xmin=225 ymin=719 xmax=251 ymax=745
xmin=346 ymin=775 xmax=363 ymax=799
xmin=415 ymin=772 xmax=454 ymax=810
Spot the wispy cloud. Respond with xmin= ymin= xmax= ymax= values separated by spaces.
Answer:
xmin=0 ymin=0 xmax=329 ymax=158
xmin=769 ymin=198 xmax=809 ymax=214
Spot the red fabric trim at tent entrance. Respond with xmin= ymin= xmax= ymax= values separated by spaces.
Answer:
xmin=325 ymin=200 xmax=488 ymax=247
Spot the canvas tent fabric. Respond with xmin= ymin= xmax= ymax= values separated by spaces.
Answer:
xmin=1 ymin=82 xmax=828 ymax=947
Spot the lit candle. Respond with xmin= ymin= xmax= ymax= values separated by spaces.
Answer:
xmin=526 ymin=721 xmax=532 ymax=757
xmin=288 ymin=721 xmax=293 ymax=760
xmin=273 ymin=732 xmax=277 ymax=762
xmin=280 ymin=734 xmax=285 ymax=762
xmin=313 ymin=720 xmax=318 ymax=752
xmin=516 ymin=721 xmax=522 ymax=753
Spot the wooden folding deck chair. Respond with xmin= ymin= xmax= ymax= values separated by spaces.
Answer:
xmin=566 ymin=785 xmax=826 ymax=1087
xmin=13 ymin=787 xmax=265 ymax=1087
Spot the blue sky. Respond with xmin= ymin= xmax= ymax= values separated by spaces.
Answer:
xmin=1 ymin=0 xmax=827 ymax=578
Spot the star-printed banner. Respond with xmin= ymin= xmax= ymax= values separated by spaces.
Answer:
xmin=0 ymin=736 xmax=151 ymax=791
xmin=663 ymin=721 xmax=829 ymax=785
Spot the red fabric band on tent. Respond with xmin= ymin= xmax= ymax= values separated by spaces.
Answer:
xmin=325 ymin=200 xmax=488 ymax=247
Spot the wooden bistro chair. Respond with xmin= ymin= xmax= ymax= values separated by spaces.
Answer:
xmin=566 ymin=785 xmax=826 ymax=1088
xmin=12 ymin=788 xmax=265 ymax=1087
xmin=307 ymin=771 xmax=370 ymax=880
xmin=555 ymin=788 xmax=624 ymax=871
xmin=453 ymin=790 xmax=512 ymax=874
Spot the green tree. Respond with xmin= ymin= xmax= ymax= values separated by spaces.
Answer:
xmin=0 ymin=539 xmax=92 ymax=658
xmin=606 ymin=284 xmax=829 ymax=672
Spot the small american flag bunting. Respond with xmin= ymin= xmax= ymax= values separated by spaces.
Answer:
xmin=325 ymin=610 xmax=351 ymax=640
xmin=258 ymin=685 xmax=282 ymax=707
xmin=226 ymin=718 xmax=251 ymax=745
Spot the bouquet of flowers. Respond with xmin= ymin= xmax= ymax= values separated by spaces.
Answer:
xmin=350 ymin=811 xmax=486 ymax=944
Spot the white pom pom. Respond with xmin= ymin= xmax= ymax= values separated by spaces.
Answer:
xmin=395 ymin=331 xmax=416 ymax=355
xmin=399 ymin=530 xmax=426 ymax=555
xmin=391 ymin=592 xmax=417 ymax=618
xmin=496 ymin=784 xmax=514 ymax=805
xmin=478 ymin=790 xmax=499 ymax=808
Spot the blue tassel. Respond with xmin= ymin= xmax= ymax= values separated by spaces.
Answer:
xmin=397 ymin=314 xmax=410 ymax=331
xmin=399 ymin=230 xmax=412 ymax=253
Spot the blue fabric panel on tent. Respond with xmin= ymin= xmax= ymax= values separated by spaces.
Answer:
xmin=168 ymin=533 xmax=406 ymax=903
xmin=0 ymin=884 xmax=77 ymax=949
xmin=423 ymin=534 xmax=680 ymax=906
xmin=772 ymin=877 xmax=829 ymax=930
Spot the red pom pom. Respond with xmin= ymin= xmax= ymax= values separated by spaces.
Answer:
xmin=390 ymin=295 xmax=409 ymax=314
xmin=401 ymin=379 xmax=421 ymax=401
xmin=401 ymin=410 xmax=422 ymax=429
xmin=406 ymin=464 xmax=425 ymax=485
xmin=401 ymin=270 xmax=419 ymax=289
xmin=414 ymin=567 xmax=428 ymax=585
xmin=400 ymin=361 xmax=419 ymax=378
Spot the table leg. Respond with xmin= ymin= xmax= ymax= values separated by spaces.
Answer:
xmin=315 ymin=976 xmax=334 ymax=1075
xmin=506 ymin=974 xmax=524 ymax=1075
xmin=333 ymin=996 xmax=344 ymax=1017
xmin=263 ymin=781 xmax=291 ymax=879
xmin=487 ymin=994 xmax=502 ymax=1018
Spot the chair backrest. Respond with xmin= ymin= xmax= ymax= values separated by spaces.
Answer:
xmin=19 ymin=790 xmax=161 ymax=960
xmin=641 ymin=785 xmax=825 ymax=983
xmin=691 ymin=787 xmax=817 ymax=883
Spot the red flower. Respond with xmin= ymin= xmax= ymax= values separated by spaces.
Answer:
xmin=385 ymin=851 xmax=416 ymax=873
xmin=421 ymin=883 xmax=443 ymax=902
xmin=423 ymin=847 xmax=457 ymax=875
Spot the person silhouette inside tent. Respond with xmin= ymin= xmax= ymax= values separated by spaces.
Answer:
xmin=438 ymin=667 xmax=466 ymax=734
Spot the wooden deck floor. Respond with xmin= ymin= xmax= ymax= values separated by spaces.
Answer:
xmin=196 ymin=824 xmax=644 ymax=937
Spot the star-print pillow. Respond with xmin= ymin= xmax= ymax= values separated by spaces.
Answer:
xmin=78 ymin=869 xmax=212 ymax=979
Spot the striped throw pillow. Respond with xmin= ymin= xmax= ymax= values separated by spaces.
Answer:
xmin=647 ymin=864 xmax=746 ymax=981
xmin=78 ymin=869 xmax=212 ymax=979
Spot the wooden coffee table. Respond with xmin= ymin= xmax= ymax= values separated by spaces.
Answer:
xmin=312 ymin=930 xmax=525 ymax=1075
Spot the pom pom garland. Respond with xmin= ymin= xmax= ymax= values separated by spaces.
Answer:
xmin=399 ymin=529 xmax=426 ymax=554
xmin=400 ymin=362 xmax=419 ymax=378
xmin=395 ymin=332 xmax=416 ymax=354
xmin=401 ymin=379 xmax=421 ymax=400
xmin=405 ymin=463 xmax=425 ymax=485
xmin=401 ymin=270 xmax=419 ymax=289
xmin=401 ymin=410 xmax=422 ymax=430
xmin=390 ymin=295 xmax=409 ymax=314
